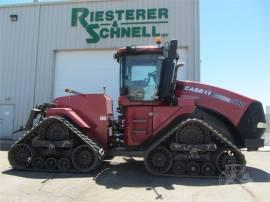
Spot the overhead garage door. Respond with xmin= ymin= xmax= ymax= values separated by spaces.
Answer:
xmin=54 ymin=49 xmax=187 ymax=112
xmin=54 ymin=49 xmax=119 ymax=110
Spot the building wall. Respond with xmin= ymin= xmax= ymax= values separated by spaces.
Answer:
xmin=0 ymin=0 xmax=200 ymax=139
xmin=264 ymin=106 xmax=270 ymax=145
xmin=0 ymin=5 xmax=39 ymax=135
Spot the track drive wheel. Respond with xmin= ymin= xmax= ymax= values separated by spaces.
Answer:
xmin=175 ymin=122 xmax=210 ymax=144
xmin=45 ymin=122 xmax=69 ymax=141
xmin=144 ymin=146 xmax=173 ymax=175
xmin=72 ymin=145 xmax=99 ymax=172
xmin=8 ymin=143 xmax=33 ymax=169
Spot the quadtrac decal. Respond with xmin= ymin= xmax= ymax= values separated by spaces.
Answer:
xmin=183 ymin=85 xmax=245 ymax=107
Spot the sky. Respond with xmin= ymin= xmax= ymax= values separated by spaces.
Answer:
xmin=1 ymin=0 xmax=269 ymax=109
xmin=200 ymin=0 xmax=270 ymax=110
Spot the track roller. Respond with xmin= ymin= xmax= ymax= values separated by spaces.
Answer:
xmin=201 ymin=162 xmax=216 ymax=176
xmin=172 ymin=161 xmax=186 ymax=175
xmin=45 ymin=157 xmax=57 ymax=170
xmin=186 ymin=161 xmax=200 ymax=176
xmin=32 ymin=157 xmax=45 ymax=169
xmin=58 ymin=158 xmax=71 ymax=171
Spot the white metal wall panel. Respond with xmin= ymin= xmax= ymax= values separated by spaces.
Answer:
xmin=0 ymin=105 xmax=15 ymax=139
xmin=177 ymin=48 xmax=188 ymax=80
xmin=0 ymin=5 xmax=39 ymax=132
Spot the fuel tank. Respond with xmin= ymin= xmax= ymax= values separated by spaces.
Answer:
xmin=175 ymin=81 xmax=266 ymax=148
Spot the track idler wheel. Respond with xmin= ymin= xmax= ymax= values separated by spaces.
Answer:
xmin=187 ymin=161 xmax=200 ymax=175
xmin=201 ymin=162 xmax=216 ymax=176
xmin=32 ymin=157 xmax=45 ymax=169
xmin=216 ymin=149 xmax=245 ymax=176
xmin=45 ymin=122 xmax=69 ymax=141
xmin=144 ymin=146 xmax=173 ymax=175
xmin=58 ymin=158 xmax=71 ymax=171
xmin=8 ymin=143 xmax=33 ymax=169
xmin=72 ymin=145 xmax=99 ymax=172
xmin=45 ymin=157 xmax=57 ymax=170
xmin=172 ymin=161 xmax=186 ymax=175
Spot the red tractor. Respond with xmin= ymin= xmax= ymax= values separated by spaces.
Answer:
xmin=8 ymin=39 xmax=266 ymax=177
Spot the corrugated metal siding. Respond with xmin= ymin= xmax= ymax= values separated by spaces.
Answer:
xmin=265 ymin=113 xmax=270 ymax=145
xmin=0 ymin=0 xmax=200 ymax=139
xmin=0 ymin=5 xmax=39 ymax=135
xmin=34 ymin=0 xmax=200 ymax=103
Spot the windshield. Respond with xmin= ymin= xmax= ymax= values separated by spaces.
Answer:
xmin=120 ymin=54 xmax=162 ymax=101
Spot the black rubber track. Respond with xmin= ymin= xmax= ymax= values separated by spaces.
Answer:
xmin=144 ymin=117 xmax=246 ymax=178
xmin=8 ymin=116 xmax=104 ymax=173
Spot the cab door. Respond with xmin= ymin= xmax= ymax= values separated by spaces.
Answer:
xmin=125 ymin=106 xmax=153 ymax=145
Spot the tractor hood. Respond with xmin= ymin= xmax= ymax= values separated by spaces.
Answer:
xmin=175 ymin=80 xmax=266 ymax=146
xmin=175 ymin=81 xmax=256 ymax=108
xmin=174 ymin=80 xmax=261 ymax=125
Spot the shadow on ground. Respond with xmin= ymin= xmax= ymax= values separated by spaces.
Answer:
xmin=2 ymin=158 xmax=269 ymax=190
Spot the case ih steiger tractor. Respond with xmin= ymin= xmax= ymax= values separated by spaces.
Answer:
xmin=8 ymin=39 xmax=266 ymax=177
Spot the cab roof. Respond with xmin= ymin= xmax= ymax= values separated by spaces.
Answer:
xmin=114 ymin=45 xmax=162 ymax=59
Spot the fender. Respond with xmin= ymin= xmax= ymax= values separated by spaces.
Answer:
xmin=142 ymin=98 xmax=196 ymax=147
xmin=46 ymin=108 xmax=90 ymax=129
xmin=153 ymin=98 xmax=196 ymax=134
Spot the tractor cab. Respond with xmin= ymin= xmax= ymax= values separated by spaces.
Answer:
xmin=115 ymin=39 xmax=179 ymax=103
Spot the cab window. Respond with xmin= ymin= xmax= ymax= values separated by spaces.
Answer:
xmin=122 ymin=54 xmax=162 ymax=101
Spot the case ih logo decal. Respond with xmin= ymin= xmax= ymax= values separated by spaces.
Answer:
xmin=71 ymin=8 xmax=169 ymax=43
xmin=184 ymin=86 xmax=212 ymax=96
xmin=183 ymin=85 xmax=245 ymax=107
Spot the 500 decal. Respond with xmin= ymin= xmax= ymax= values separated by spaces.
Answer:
xmin=71 ymin=8 xmax=169 ymax=43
